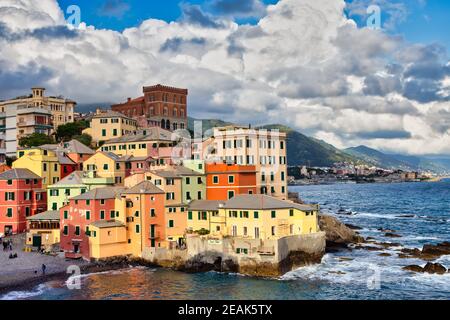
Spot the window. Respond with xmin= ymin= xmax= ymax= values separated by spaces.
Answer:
xmin=24 ymin=191 xmax=31 ymax=201
xmin=254 ymin=211 xmax=259 ymax=219
xmin=290 ymin=209 xmax=294 ymax=217
xmin=271 ymin=226 xmax=276 ymax=236
xmin=110 ymin=210 xmax=115 ymax=219
xmin=197 ymin=191 xmax=202 ymax=200
xmin=188 ymin=211 xmax=193 ymax=220
xmin=43 ymin=163 xmax=47 ymax=172
xmin=86 ymin=211 xmax=91 ymax=220
xmin=150 ymin=209 xmax=156 ymax=217
xmin=271 ymin=211 xmax=276 ymax=218
xmin=228 ymin=190 xmax=235 ymax=199
xmin=86 ymin=200 xmax=90 ymax=205
xmin=100 ymin=211 xmax=105 ymax=219
xmin=168 ymin=220 xmax=174 ymax=228
xmin=255 ymin=227 xmax=260 ymax=239
xmin=135 ymin=211 xmax=140 ymax=217
xmin=113 ymin=129 xmax=118 ymax=136
xmin=213 ymin=176 xmax=219 ymax=184
xmin=75 ymin=226 xmax=80 ymax=236
xmin=63 ymin=226 xmax=68 ymax=235
xmin=243 ymin=227 xmax=248 ymax=237
xmin=186 ymin=192 xmax=191 ymax=200
xmin=103 ymin=164 xmax=109 ymax=170
xmin=135 ymin=225 xmax=140 ymax=233
xmin=197 ymin=177 xmax=202 ymax=184
xmin=6 ymin=208 xmax=13 ymax=218
xmin=85 ymin=226 xmax=91 ymax=236
xmin=186 ymin=177 xmax=190 ymax=185
xmin=64 ymin=211 xmax=68 ymax=219
xmin=5 ymin=192 xmax=15 ymax=201
xmin=228 ymin=175 xmax=235 ymax=184
xmin=100 ymin=199 xmax=105 ymax=205
xmin=6 ymin=179 xmax=12 ymax=185
xmin=102 ymin=129 xmax=107 ymax=137
xmin=54 ymin=164 xmax=58 ymax=172
xmin=65 ymin=189 xmax=70 ymax=196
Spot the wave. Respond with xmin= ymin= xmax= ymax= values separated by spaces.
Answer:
xmin=0 ymin=284 xmax=48 ymax=300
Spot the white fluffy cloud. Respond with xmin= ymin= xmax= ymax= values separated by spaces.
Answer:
xmin=0 ymin=0 xmax=449 ymax=155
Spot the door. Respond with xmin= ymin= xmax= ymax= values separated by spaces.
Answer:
xmin=32 ymin=235 xmax=42 ymax=248
xmin=73 ymin=244 xmax=80 ymax=253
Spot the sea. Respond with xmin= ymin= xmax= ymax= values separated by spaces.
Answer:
xmin=2 ymin=181 xmax=450 ymax=300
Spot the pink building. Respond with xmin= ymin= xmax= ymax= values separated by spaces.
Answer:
xmin=0 ymin=169 xmax=47 ymax=235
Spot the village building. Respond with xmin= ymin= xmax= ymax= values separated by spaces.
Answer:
xmin=111 ymin=84 xmax=188 ymax=131
xmin=47 ymin=171 xmax=115 ymax=211
xmin=82 ymin=110 xmax=138 ymax=146
xmin=13 ymin=146 xmax=77 ymax=188
xmin=0 ymin=169 xmax=47 ymax=235
xmin=188 ymin=195 xmax=319 ymax=240
xmin=26 ymin=210 xmax=60 ymax=249
xmin=193 ymin=126 xmax=288 ymax=200
xmin=205 ymin=163 xmax=257 ymax=200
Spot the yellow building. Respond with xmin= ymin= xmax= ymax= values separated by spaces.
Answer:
xmin=99 ymin=127 xmax=174 ymax=159
xmin=88 ymin=220 xmax=131 ymax=260
xmin=83 ymin=151 xmax=125 ymax=185
xmin=13 ymin=146 xmax=76 ymax=187
xmin=188 ymin=195 xmax=319 ymax=240
xmin=83 ymin=110 xmax=137 ymax=146
xmin=26 ymin=210 xmax=60 ymax=249
xmin=0 ymin=87 xmax=76 ymax=131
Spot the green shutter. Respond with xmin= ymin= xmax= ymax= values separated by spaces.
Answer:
xmin=254 ymin=211 xmax=259 ymax=219
xmin=188 ymin=211 xmax=193 ymax=220
xmin=169 ymin=220 xmax=174 ymax=228
xmin=271 ymin=211 xmax=276 ymax=218
xmin=86 ymin=211 xmax=91 ymax=220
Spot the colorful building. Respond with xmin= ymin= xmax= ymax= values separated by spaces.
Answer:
xmin=0 ymin=169 xmax=47 ymax=235
xmin=193 ymin=126 xmax=288 ymax=200
xmin=188 ymin=195 xmax=319 ymax=240
xmin=61 ymin=140 xmax=95 ymax=170
xmin=82 ymin=110 xmax=137 ymax=146
xmin=0 ymin=87 xmax=76 ymax=130
xmin=47 ymin=171 xmax=115 ymax=211
xmin=83 ymin=152 xmax=126 ymax=185
xmin=99 ymin=127 xmax=175 ymax=162
xmin=205 ymin=163 xmax=257 ymax=200
xmin=60 ymin=186 xmax=125 ymax=260
xmin=111 ymin=84 xmax=188 ymax=131
xmin=26 ymin=210 xmax=60 ymax=249
xmin=13 ymin=146 xmax=77 ymax=187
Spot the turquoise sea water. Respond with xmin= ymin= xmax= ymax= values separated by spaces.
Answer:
xmin=2 ymin=181 xmax=450 ymax=300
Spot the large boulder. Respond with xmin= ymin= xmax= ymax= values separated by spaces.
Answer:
xmin=318 ymin=215 xmax=364 ymax=249
xmin=422 ymin=242 xmax=450 ymax=258
xmin=403 ymin=263 xmax=447 ymax=275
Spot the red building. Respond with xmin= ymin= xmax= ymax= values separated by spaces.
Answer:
xmin=60 ymin=187 xmax=125 ymax=260
xmin=205 ymin=163 xmax=257 ymax=201
xmin=0 ymin=169 xmax=47 ymax=235
xmin=111 ymin=84 xmax=188 ymax=131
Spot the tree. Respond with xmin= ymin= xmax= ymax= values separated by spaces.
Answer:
xmin=73 ymin=134 xmax=93 ymax=147
xmin=19 ymin=133 xmax=55 ymax=148
xmin=56 ymin=121 xmax=90 ymax=142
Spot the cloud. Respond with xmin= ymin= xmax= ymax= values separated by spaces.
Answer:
xmin=0 ymin=0 xmax=449 ymax=156
xmin=98 ymin=0 xmax=131 ymax=19
xmin=207 ymin=0 xmax=267 ymax=19
xmin=180 ymin=3 xmax=225 ymax=28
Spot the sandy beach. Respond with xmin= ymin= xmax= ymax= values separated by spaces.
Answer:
xmin=0 ymin=234 xmax=89 ymax=294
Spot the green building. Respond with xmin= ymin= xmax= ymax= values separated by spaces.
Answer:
xmin=47 ymin=171 xmax=115 ymax=210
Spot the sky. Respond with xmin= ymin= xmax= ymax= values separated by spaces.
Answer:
xmin=0 ymin=0 xmax=449 ymax=156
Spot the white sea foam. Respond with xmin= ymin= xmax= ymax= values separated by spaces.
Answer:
xmin=0 ymin=284 xmax=48 ymax=300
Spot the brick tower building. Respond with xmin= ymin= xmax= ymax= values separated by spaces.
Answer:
xmin=111 ymin=84 xmax=188 ymax=131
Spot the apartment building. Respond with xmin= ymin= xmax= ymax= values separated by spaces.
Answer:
xmin=193 ymin=126 xmax=288 ymax=200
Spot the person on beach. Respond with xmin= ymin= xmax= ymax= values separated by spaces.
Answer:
xmin=42 ymin=264 xmax=46 ymax=275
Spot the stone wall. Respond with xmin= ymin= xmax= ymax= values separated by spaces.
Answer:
xmin=140 ymin=232 xmax=326 ymax=277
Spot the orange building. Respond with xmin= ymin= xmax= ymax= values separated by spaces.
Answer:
xmin=205 ymin=163 xmax=257 ymax=201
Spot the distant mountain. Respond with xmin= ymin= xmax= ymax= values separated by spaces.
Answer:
xmin=344 ymin=145 xmax=450 ymax=173
xmin=188 ymin=117 xmax=234 ymax=135
xmin=260 ymin=125 xmax=364 ymax=167
xmin=76 ymin=103 xmax=113 ymax=114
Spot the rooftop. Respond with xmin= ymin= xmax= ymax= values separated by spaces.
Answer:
xmin=104 ymin=127 xmax=173 ymax=144
xmin=90 ymin=220 xmax=125 ymax=229
xmin=0 ymin=168 xmax=41 ymax=180
xmin=50 ymin=171 xmax=84 ymax=187
xmin=188 ymin=200 xmax=226 ymax=211
xmin=222 ymin=194 xmax=317 ymax=211
xmin=26 ymin=210 xmax=60 ymax=221
xmin=92 ymin=110 xmax=135 ymax=120
xmin=121 ymin=181 xmax=164 ymax=195
xmin=72 ymin=186 xmax=126 ymax=200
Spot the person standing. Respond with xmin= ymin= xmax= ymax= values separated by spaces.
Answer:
xmin=42 ymin=264 xmax=46 ymax=275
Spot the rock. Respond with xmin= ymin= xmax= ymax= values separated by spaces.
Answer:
xmin=403 ymin=265 xmax=424 ymax=273
xmin=423 ymin=263 xmax=447 ymax=275
xmin=397 ymin=215 xmax=415 ymax=218
xmin=345 ymin=224 xmax=362 ymax=230
xmin=319 ymin=215 xmax=364 ymax=249
xmin=375 ymin=242 xmax=401 ymax=248
xmin=379 ymin=253 xmax=391 ymax=257
xmin=385 ymin=233 xmax=402 ymax=238
xmin=421 ymin=242 xmax=450 ymax=258
xmin=354 ymin=245 xmax=382 ymax=251
xmin=403 ymin=263 xmax=447 ymax=275
xmin=378 ymin=228 xmax=396 ymax=233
